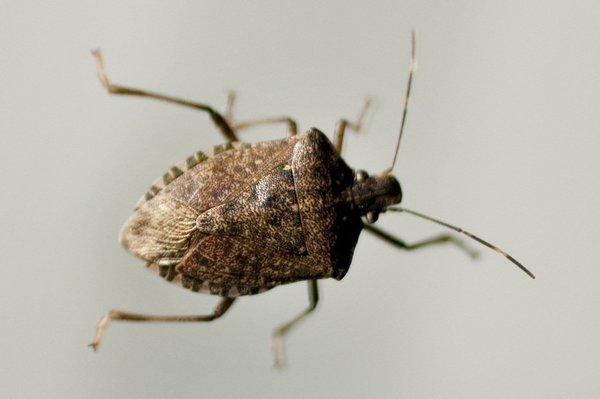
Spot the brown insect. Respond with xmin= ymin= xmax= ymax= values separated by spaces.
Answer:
xmin=89 ymin=34 xmax=534 ymax=368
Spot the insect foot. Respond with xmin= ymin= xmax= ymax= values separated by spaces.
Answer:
xmin=88 ymin=311 xmax=115 ymax=351
xmin=271 ymin=329 xmax=288 ymax=370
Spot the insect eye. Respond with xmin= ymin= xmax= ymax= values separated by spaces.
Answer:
xmin=356 ymin=170 xmax=369 ymax=182
xmin=366 ymin=211 xmax=379 ymax=224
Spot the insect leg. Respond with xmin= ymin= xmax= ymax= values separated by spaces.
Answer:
xmin=333 ymin=98 xmax=372 ymax=155
xmin=88 ymin=297 xmax=236 ymax=351
xmin=91 ymin=49 xmax=237 ymax=142
xmin=233 ymin=117 xmax=298 ymax=137
xmin=271 ymin=279 xmax=319 ymax=369
xmin=222 ymin=91 xmax=298 ymax=137
xmin=224 ymin=90 xmax=236 ymax=123
xmin=364 ymin=224 xmax=479 ymax=259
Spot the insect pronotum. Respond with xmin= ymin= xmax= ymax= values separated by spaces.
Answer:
xmin=89 ymin=32 xmax=534 ymax=368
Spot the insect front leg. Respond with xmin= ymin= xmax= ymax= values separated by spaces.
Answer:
xmin=223 ymin=91 xmax=298 ymax=137
xmin=271 ymin=280 xmax=319 ymax=369
xmin=333 ymin=98 xmax=373 ymax=155
xmin=364 ymin=224 xmax=480 ymax=259
xmin=91 ymin=50 xmax=237 ymax=142
xmin=88 ymin=297 xmax=236 ymax=351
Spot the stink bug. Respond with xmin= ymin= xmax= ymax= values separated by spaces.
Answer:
xmin=89 ymin=33 xmax=534 ymax=368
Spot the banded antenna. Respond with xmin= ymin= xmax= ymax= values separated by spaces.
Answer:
xmin=385 ymin=30 xmax=417 ymax=175
xmin=388 ymin=207 xmax=535 ymax=279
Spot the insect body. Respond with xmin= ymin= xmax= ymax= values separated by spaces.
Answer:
xmin=122 ymin=128 xmax=386 ymax=296
xmin=89 ymin=36 xmax=533 ymax=368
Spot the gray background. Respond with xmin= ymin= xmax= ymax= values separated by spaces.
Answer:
xmin=2 ymin=1 xmax=599 ymax=398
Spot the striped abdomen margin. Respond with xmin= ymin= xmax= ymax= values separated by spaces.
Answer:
xmin=146 ymin=261 xmax=277 ymax=297
xmin=134 ymin=141 xmax=240 ymax=209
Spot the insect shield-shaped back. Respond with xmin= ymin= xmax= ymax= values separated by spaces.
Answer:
xmin=119 ymin=129 xmax=364 ymax=296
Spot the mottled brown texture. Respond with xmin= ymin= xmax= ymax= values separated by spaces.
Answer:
xmin=120 ymin=129 xmax=364 ymax=296
xmin=196 ymin=163 xmax=306 ymax=255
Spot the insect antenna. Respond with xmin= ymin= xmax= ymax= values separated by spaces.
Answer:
xmin=387 ymin=206 xmax=535 ymax=279
xmin=385 ymin=29 xmax=417 ymax=175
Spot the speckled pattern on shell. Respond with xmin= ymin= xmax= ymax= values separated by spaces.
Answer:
xmin=119 ymin=129 xmax=363 ymax=297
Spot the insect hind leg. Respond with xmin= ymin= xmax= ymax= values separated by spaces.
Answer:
xmin=91 ymin=49 xmax=237 ymax=142
xmin=271 ymin=280 xmax=319 ymax=369
xmin=88 ymin=297 xmax=236 ymax=351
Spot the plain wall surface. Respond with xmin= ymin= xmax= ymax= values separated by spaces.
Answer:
xmin=2 ymin=1 xmax=599 ymax=398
